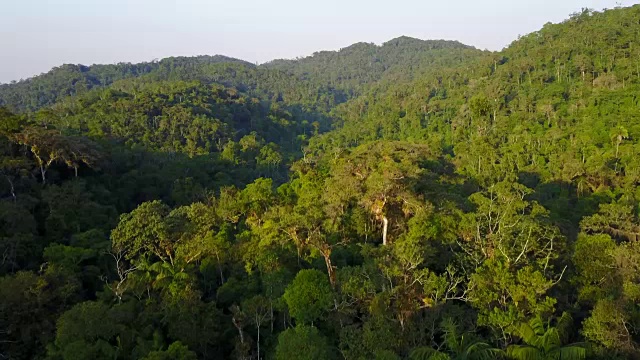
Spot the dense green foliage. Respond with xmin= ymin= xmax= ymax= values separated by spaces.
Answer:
xmin=0 ymin=56 xmax=253 ymax=112
xmin=2 ymin=5 xmax=640 ymax=360
xmin=264 ymin=37 xmax=478 ymax=98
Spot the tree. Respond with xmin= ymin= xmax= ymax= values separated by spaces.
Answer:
xmin=261 ymin=171 xmax=341 ymax=287
xmin=507 ymin=313 xmax=586 ymax=360
xmin=11 ymin=127 xmax=101 ymax=183
xmin=142 ymin=342 xmax=197 ymax=360
xmin=12 ymin=127 xmax=68 ymax=184
xmin=148 ymin=260 xmax=192 ymax=298
xmin=460 ymin=181 xmax=563 ymax=268
xmin=0 ymin=202 xmax=37 ymax=274
xmin=283 ymin=269 xmax=333 ymax=325
xmin=610 ymin=125 xmax=628 ymax=170
xmin=257 ymin=143 xmax=283 ymax=177
xmin=0 ymin=107 xmax=21 ymax=134
xmin=0 ymin=270 xmax=80 ymax=359
xmin=440 ymin=318 xmax=503 ymax=360
xmin=242 ymin=295 xmax=271 ymax=359
xmin=326 ymin=141 xmax=431 ymax=246
xmin=469 ymin=259 xmax=557 ymax=342
xmin=170 ymin=202 xmax=230 ymax=283
xmin=410 ymin=318 xmax=503 ymax=360
xmin=42 ymin=179 xmax=116 ymax=241
xmin=582 ymin=299 xmax=637 ymax=355
xmin=60 ymin=136 xmax=103 ymax=177
xmin=50 ymin=301 xmax=120 ymax=360
xmin=580 ymin=201 xmax=639 ymax=243
xmin=469 ymin=94 xmax=493 ymax=135
xmin=573 ymin=54 xmax=592 ymax=82
xmin=111 ymin=200 xmax=175 ymax=264
xmin=275 ymin=325 xmax=334 ymax=360
xmin=571 ymin=233 xmax=618 ymax=303
xmin=161 ymin=298 xmax=224 ymax=357
xmin=410 ymin=348 xmax=450 ymax=360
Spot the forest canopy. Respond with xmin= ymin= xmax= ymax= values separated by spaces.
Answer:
xmin=2 ymin=4 xmax=640 ymax=360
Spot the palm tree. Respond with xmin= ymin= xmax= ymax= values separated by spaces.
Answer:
xmin=610 ymin=125 xmax=629 ymax=159
xmin=149 ymin=260 xmax=191 ymax=295
xmin=507 ymin=313 xmax=586 ymax=360
xmin=410 ymin=347 xmax=450 ymax=360
xmin=609 ymin=125 xmax=629 ymax=172
xmin=129 ymin=256 xmax=154 ymax=300
xmin=410 ymin=319 xmax=504 ymax=360
xmin=574 ymin=175 xmax=588 ymax=198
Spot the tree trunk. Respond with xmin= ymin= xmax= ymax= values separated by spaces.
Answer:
xmin=256 ymin=324 xmax=260 ymax=360
xmin=382 ymin=216 xmax=389 ymax=246
xmin=270 ymin=301 xmax=274 ymax=334
xmin=321 ymin=249 xmax=336 ymax=288
xmin=216 ymin=252 xmax=225 ymax=284
xmin=232 ymin=317 xmax=245 ymax=345
xmin=5 ymin=176 xmax=15 ymax=202
xmin=40 ymin=165 xmax=46 ymax=184
xmin=615 ymin=141 xmax=621 ymax=173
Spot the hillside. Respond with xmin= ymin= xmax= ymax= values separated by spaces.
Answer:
xmin=0 ymin=38 xmax=483 ymax=114
xmin=264 ymin=37 xmax=480 ymax=96
xmin=320 ymin=4 xmax=640 ymax=204
xmin=0 ymin=55 xmax=252 ymax=112
xmin=2 ymin=5 xmax=640 ymax=360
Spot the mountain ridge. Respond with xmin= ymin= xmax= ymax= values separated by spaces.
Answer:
xmin=0 ymin=36 xmax=480 ymax=112
xmin=1 ymin=36 xmax=473 ymax=86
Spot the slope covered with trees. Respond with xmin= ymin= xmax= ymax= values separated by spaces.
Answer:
xmin=0 ymin=38 xmax=483 ymax=115
xmin=0 ymin=55 xmax=254 ymax=112
xmin=1 ymin=5 xmax=640 ymax=360
xmin=264 ymin=37 xmax=480 ymax=97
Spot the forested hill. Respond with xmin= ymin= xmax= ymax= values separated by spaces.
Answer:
xmin=2 ymin=5 xmax=640 ymax=360
xmin=0 ymin=38 xmax=482 ymax=113
xmin=263 ymin=37 xmax=479 ymax=96
xmin=0 ymin=55 xmax=254 ymax=112
xmin=320 ymin=4 xmax=640 ymax=190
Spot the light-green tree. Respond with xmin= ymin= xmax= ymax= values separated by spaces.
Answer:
xmin=275 ymin=325 xmax=334 ymax=360
xmin=283 ymin=269 xmax=333 ymax=325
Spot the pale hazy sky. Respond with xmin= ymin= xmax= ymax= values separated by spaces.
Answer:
xmin=1 ymin=0 xmax=636 ymax=83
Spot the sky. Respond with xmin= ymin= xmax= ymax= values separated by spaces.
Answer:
xmin=0 ymin=0 xmax=637 ymax=84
